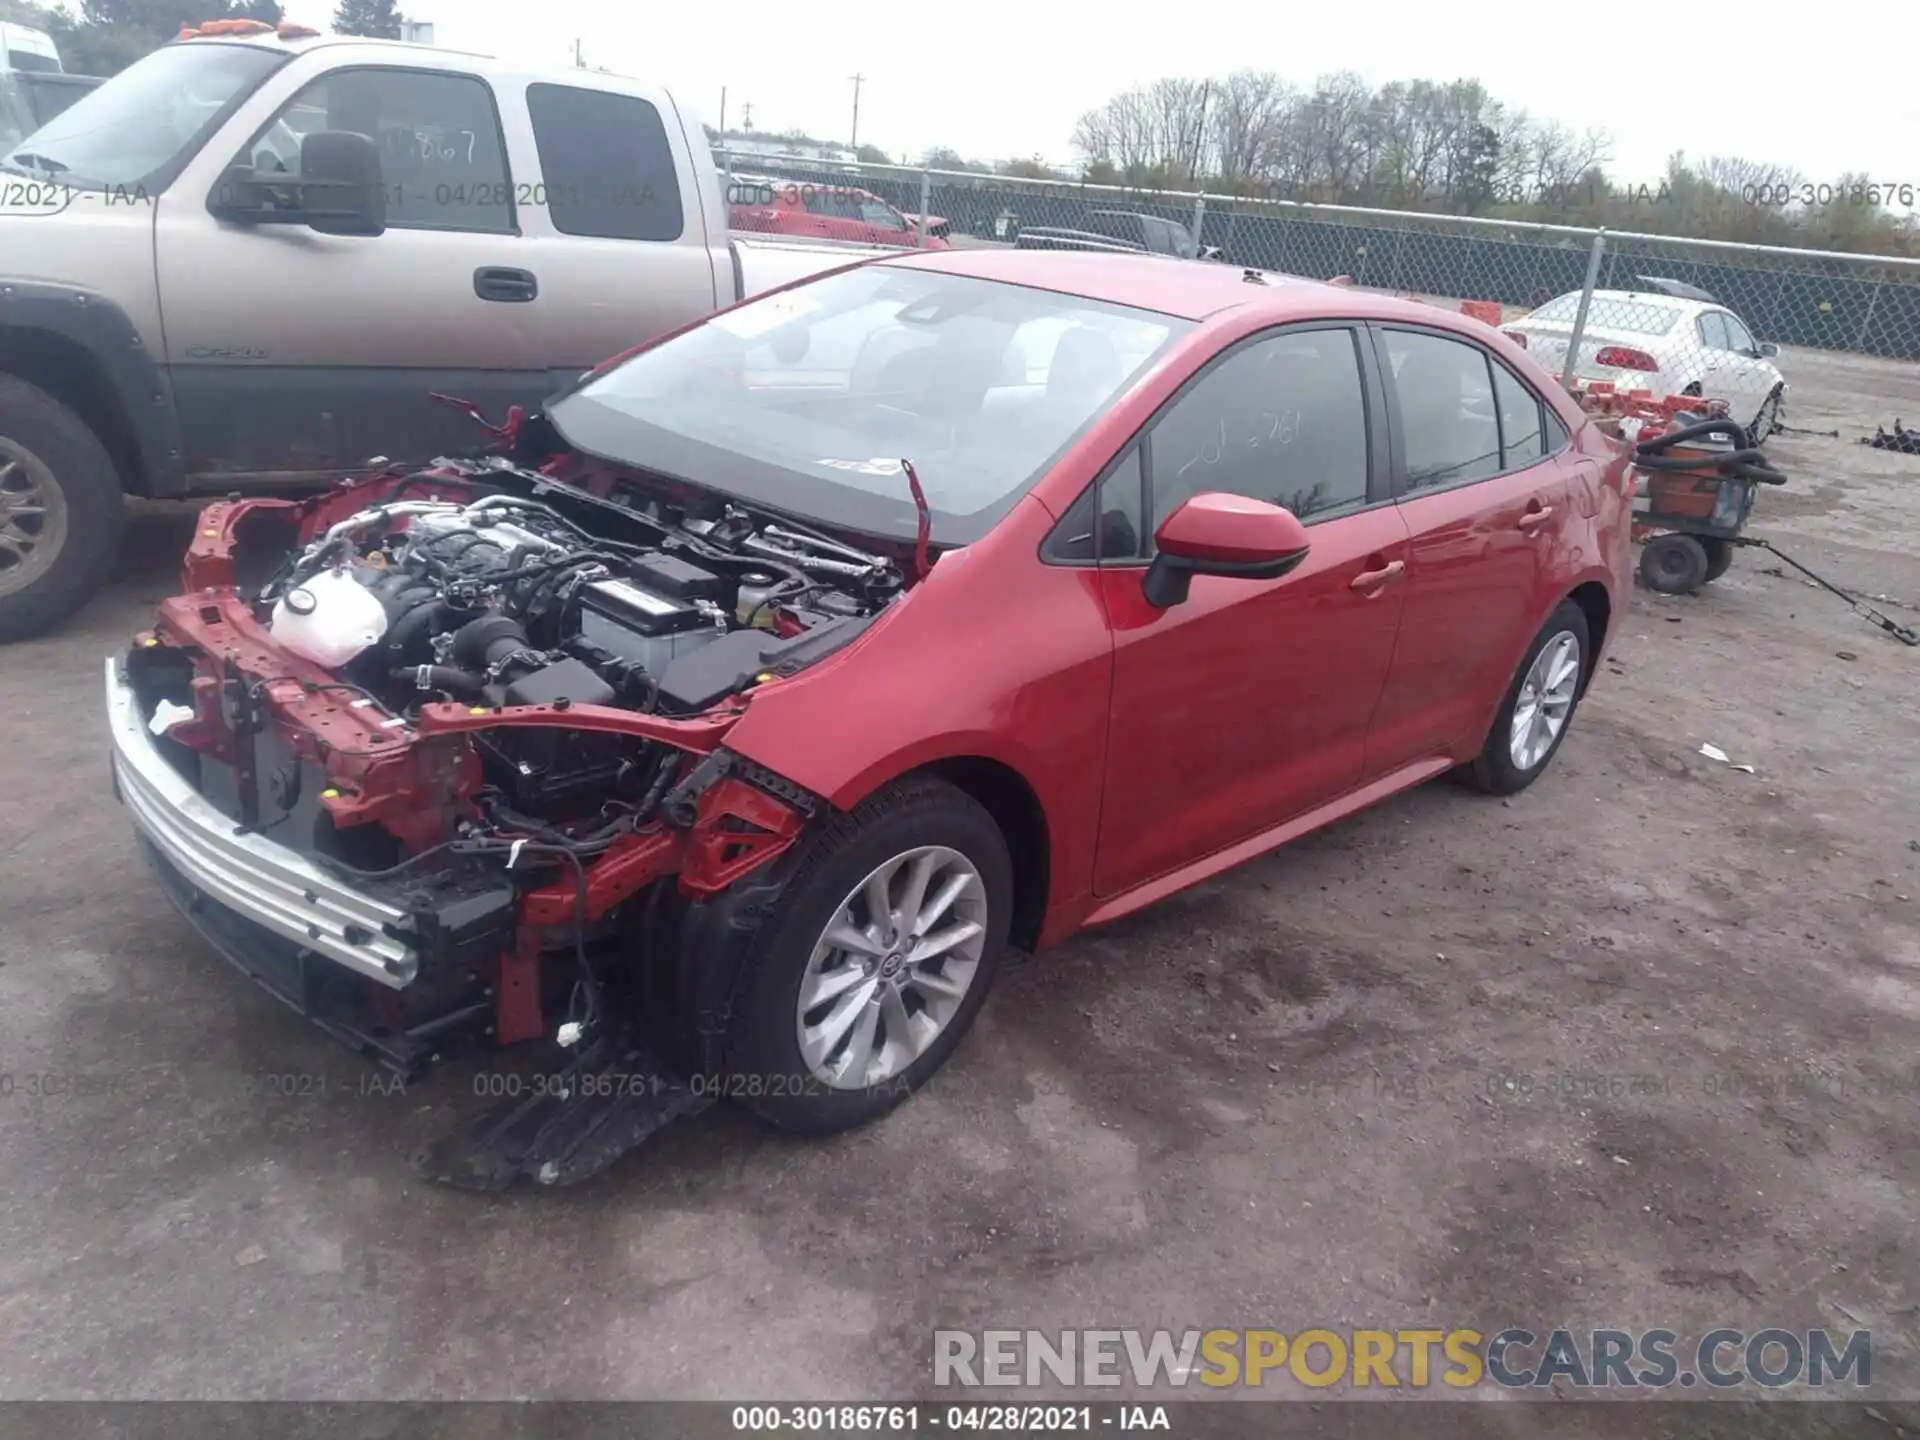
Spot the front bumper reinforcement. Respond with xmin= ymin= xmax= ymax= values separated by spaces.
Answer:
xmin=106 ymin=656 xmax=418 ymax=987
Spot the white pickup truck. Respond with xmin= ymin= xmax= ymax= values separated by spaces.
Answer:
xmin=0 ymin=22 xmax=880 ymax=641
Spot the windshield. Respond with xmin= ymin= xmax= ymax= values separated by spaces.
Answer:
xmin=5 ymin=42 xmax=285 ymax=191
xmin=548 ymin=265 xmax=1191 ymax=546
xmin=1530 ymin=292 xmax=1682 ymax=336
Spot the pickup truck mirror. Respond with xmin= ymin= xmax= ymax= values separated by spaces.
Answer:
xmin=210 ymin=130 xmax=387 ymax=237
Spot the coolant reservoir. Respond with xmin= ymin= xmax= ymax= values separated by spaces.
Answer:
xmin=270 ymin=567 xmax=390 ymax=668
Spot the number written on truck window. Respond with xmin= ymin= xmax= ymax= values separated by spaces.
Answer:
xmin=241 ymin=67 xmax=513 ymax=233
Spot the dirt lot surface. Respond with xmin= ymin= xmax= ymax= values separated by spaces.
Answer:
xmin=0 ymin=344 xmax=1916 ymax=1429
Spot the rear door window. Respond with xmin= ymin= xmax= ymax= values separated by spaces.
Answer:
xmin=1382 ymin=329 xmax=1502 ymax=490
xmin=526 ymin=82 xmax=684 ymax=241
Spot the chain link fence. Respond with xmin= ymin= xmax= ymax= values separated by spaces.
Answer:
xmin=716 ymin=149 xmax=1920 ymax=435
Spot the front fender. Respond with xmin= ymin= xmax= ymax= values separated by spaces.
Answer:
xmin=0 ymin=278 xmax=186 ymax=496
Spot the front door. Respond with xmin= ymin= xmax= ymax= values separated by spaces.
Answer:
xmin=1363 ymin=325 xmax=1575 ymax=772
xmin=1092 ymin=323 xmax=1410 ymax=897
xmin=155 ymin=61 xmax=551 ymax=481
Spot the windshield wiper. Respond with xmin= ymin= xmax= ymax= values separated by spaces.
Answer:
xmin=8 ymin=152 xmax=69 ymax=176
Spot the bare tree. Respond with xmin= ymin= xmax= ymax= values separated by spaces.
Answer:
xmin=1207 ymin=70 xmax=1294 ymax=185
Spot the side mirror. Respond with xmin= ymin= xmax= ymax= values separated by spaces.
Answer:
xmin=1142 ymin=492 xmax=1311 ymax=609
xmin=209 ymin=129 xmax=386 ymax=236
xmin=1757 ymin=341 xmax=1780 ymax=359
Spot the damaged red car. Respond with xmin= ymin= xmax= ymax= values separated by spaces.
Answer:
xmin=106 ymin=250 xmax=1632 ymax=1186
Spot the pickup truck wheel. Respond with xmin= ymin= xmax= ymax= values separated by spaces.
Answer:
xmin=0 ymin=376 xmax=125 ymax=643
xmin=722 ymin=777 xmax=1011 ymax=1134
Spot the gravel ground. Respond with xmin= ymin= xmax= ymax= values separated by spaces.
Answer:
xmin=0 ymin=344 xmax=1916 ymax=1424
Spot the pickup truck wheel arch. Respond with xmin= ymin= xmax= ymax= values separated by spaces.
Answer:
xmin=0 ymin=374 xmax=127 ymax=642
xmin=0 ymin=280 xmax=188 ymax=500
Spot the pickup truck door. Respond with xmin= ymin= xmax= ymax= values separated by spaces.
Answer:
xmin=510 ymin=78 xmax=729 ymax=384
xmin=154 ymin=55 xmax=556 ymax=483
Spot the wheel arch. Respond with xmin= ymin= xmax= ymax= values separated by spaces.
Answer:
xmin=912 ymin=755 xmax=1051 ymax=952
xmin=1565 ymin=579 xmax=1612 ymax=694
xmin=0 ymin=326 xmax=144 ymax=497
xmin=0 ymin=281 xmax=187 ymax=497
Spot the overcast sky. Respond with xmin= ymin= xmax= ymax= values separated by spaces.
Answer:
xmin=283 ymin=0 xmax=1915 ymax=188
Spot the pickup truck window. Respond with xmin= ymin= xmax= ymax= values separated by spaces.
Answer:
xmin=5 ymin=41 xmax=284 ymax=193
xmin=547 ymin=265 xmax=1190 ymax=546
xmin=244 ymin=67 xmax=512 ymax=234
xmin=526 ymin=83 xmax=684 ymax=242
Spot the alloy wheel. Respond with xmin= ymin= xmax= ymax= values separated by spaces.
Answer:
xmin=1509 ymin=631 xmax=1581 ymax=772
xmin=0 ymin=439 xmax=68 ymax=600
xmin=795 ymin=845 xmax=989 ymax=1090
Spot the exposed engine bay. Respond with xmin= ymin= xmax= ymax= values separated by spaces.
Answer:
xmin=265 ymin=468 xmax=897 ymax=721
xmin=109 ymin=452 xmax=917 ymax=1183
xmin=215 ymin=457 xmax=903 ymax=834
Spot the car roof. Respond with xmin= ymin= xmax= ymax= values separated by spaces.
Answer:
xmin=872 ymin=248 xmax=1467 ymax=326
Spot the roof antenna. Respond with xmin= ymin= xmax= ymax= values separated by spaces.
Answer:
xmin=1242 ymin=268 xmax=1268 ymax=285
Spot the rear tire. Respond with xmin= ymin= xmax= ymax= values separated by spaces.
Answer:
xmin=0 ymin=375 xmax=125 ymax=644
xmin=1700 ymin=537 xmax=1735 ymax=583
xmin=1639 ymin=533 xmax=1709 ymax=595
xmin=1463 ymin=600 xmax=1590 ymax=796
xmin=722 ymin=776 xmax=1012 ymax=1135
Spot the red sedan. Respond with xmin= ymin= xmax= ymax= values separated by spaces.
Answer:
xmin=728 ymin=173 xmax=952 ymax=249
xmin=109 ymin=250 xmax=1632 ymax=1177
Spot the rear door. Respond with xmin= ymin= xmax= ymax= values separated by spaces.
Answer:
xmin=1363 ymin=325 xmax=1574 ymax=772
xmin=515 ymin=79 xmax=726 ymax=379
xmin=1088 ymin=322 xmax=1412 ymax=896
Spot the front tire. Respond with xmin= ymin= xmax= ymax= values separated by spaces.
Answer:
xmin=0 ymin=376 xmax=125 ymax=643
xmin=723 ymin=776 xmax=1012 ymax=1134
xmin=1749 ymin=388 xmax=1782 ymax=447
xmin=1463 ymin=600 xmax=1590 ymax=796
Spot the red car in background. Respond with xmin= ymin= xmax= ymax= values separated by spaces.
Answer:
xmin=728 ymin=172 xmax=952 ymax=249
xmin=107 ymin=250 xmax=1631 ymax=1185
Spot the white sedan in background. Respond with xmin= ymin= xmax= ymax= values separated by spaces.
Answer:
xmin=1502 ymin=286 xmax=1788 ymax=443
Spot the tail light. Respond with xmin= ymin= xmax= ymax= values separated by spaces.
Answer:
xmin=1595 ymin=346 xmax=1658 ymax=372
xmin=1503 ymin=330 xmax=1528 ymax=349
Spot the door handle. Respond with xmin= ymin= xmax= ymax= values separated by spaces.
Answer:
xmin=1349 ymin=559 xmax=1404 ymax=593
xmin=1517 ymin=505 xmax=1555 ymax=531
xmin=474 ymin=267 xmax=538 ymax=303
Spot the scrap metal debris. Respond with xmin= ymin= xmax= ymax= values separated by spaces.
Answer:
xmin=1860 ymin=419 xmax=1920 ymax=455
